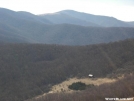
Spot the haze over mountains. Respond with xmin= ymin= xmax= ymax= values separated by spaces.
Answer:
xmin=0 ymin=7 xmax=134 ymax=45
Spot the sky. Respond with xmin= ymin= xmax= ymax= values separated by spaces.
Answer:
xmin=0 ymin=0 xmax=134 ymax=21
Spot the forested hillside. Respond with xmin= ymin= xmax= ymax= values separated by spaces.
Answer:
xmin=1 ymin=20 xmax=134 ymax=45
xmin=0 ymin=39 xmax=134 ymax=101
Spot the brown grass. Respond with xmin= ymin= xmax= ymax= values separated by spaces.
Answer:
xmin=27 ymin=77 xmax=120 ymax=101
xmin=50 ymin=77 xmax=117 ymax=93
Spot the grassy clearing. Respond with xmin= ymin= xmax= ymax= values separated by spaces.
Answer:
xmin=50 ymin=77 xmax=117 ymax=93
xmin=30 ymin=77 xmax=120 ymax=100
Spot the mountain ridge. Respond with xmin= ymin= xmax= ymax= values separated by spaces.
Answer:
xmin=39 ymin=12 xmax=100 ymax=27
xmin=0 ymin=8 xmax=134 ymax=45
xmin=54 ymin=10 xmax=132 ymax=27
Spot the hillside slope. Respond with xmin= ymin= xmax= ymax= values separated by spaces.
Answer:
xmin=1 ymin=20 xmax=134 ymax=45
xmin=0 ymin=39 xmax=134 ymax=101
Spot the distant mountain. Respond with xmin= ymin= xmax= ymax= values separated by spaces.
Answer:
xmin=0 ymin=8 xmax=134 ymax=45
xmin=0 ymin=8 xmax=53 ymax=43
xmin=127 ymin=21 xmax=134 ymax=27
xmin=40 ymin=13 xmax=100 ymax=27
xmin=17 ymin=11 xmax=52 ymax=24
xmin=0 ymin=25 xmax=29 ymax=43
xmin=0 ymin=8 xmax=52 ymax=24
xmin=37 ymin=25 xmax=134 ymax=45
xmin=55 ymin=10 xmax=132 ymax=27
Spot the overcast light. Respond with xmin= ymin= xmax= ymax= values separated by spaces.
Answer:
xmin=0 ymin=0 xmax=134 ymax=21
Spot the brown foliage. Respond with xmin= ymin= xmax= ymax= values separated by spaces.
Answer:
xmin=0 ymin=39 xmax=134 ymax=100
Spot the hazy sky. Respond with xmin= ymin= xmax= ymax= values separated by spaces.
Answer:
xmin=0 ymin=0 xmax=134 ymax=21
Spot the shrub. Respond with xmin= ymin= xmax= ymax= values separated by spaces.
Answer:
xmin=68 ymin=82 xmax=86 ymax=90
